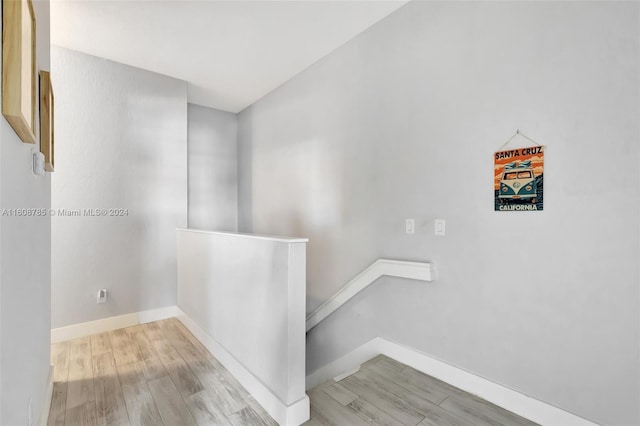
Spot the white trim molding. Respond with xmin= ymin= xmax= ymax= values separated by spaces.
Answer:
xmin=177 ymin=228 xmax=309 ymax=244
xmin=176 ymin=308 xmax=309 ymax=426
xmin=50 ymin=306 xmax=179 ymax=343
xmin=306 ymin=338 xmax=599 ymax=426
xmin=305 ymin=259 xmax=433 ymax=331
xmin=37 ymin=365 xmax=54 ymax=426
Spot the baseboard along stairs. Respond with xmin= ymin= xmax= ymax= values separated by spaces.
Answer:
xmin=50 ymin=299 xmax=599 ymax=426
xmin=303 ymin=258 xmax=598 ymax=426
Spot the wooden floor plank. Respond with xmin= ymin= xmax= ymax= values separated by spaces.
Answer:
xmin=126 ymin=327 xmax=156 ymax=362
xmin=382 ymin=367 xmax=449 ymax=405
xmin=124 ymin=325 xmax=146 ymax=336
xmin=360 ymin=354 xmax=386 ymax=369
xmin=150 ymin=336 xmax=178 ymax=362
xmin=401 ymin=365 xmax=472 ymax=400
xmin=212 ymin=365 xmax=252 ymax=405
xmin=245 ymin=396 xmax=278 ymax=426
xmin=363 ymin=359 xmax=450 ymax=405
xmin=308 ymin=389 xmax=371 ymax=426
xmin=302 ymin=412 xmax=326 ymax=426
xmin=438 ymin=397 xmax=505 ymax=426
xmin=226 ymin=406 xmax=269 ymax=426
xmin=53 ymin=319 xmax=539 ymax=426
xmin=174 ymin=336 xmax=217 ymax=376
xmin=91 ymin=333 xmax=113 ymax=356
xmin=126 ymin=326 xmax=166 ymax=381
xmin=440 ymin=396 xmax=539 ymax=426
xmin=116 ymin=362 xmax=163 ymax=426
xmin=340 ymin=374 xmax=425 ymax=425
xmin=358 ymin=366 xmax=448 ymax=410
xmin=65 ymin=401 xmax=97 ymax=426
xmin=361 ymin=357 xmax=401 ymax=380
xmin=348 ymin=369 xmax=434 ymax=425
xmin=51 ymin=342 xmax=70 ymax=383
xmin=306 ymin=355 xmax=539 ymax=426
xmin=189 ymin=353 xmax=249 ymax=413
xmin=348 ymin=397 xmax=407 ymax=426
xmin=51 ymin=320 xmax=280 ymax=426
xmin=109 ymin=329 xmax=141 ymax=366
xmin=311 ymin=379 xmax=335 ymax=394
xmin=443 ymin=395 xmax=538 ymax=426
xmin=48 ymin=382 xmax=68 ymax=426
xmin=140 ymin=322 xmax=164 ymax=342
xmin=160 ymin=319 xmax=217 ymax=368
xmin=170 ymin=319 xmax=212 ymax=358
xmin=158 ymin=319 xmax=192 ymax=349
xmin=92 ymin=352 xmax=130 ymax=426
xmin=194 ymin=380 xmax=247 ymax=416
xmin=138 ymin=356 xmax=166 ymax=382
xmin=184 ymin=390 xmax=231 ymax=425
xmin=375 ymin=356 xmax=407 ymax=375
xmin=148 ymin=375 xmax=197 ymax=426
xmin=69 ymin=337 xmax=91 ymax=361
xmin=418 ymin=405 xmax=470 ymax=426
xmin=178 ymin=341 xmax=248 ymax=411
xmin=66 ymin=356 xmax=95 ymax=412
xmin=323 ymin=383 xmax=358 ymax=406
xmin=152 ymin=338 xmax=204 ymax=398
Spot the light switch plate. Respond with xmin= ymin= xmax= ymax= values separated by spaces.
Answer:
xmin=405 ymin=218 xmax=415 ymax=234
xmin=435 ymin=219 xmax=445 ymax=236
xmin=32 ymin=151 xmax=45 ymax=176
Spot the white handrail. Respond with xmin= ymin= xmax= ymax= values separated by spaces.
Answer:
xmin=305 ymin=259 xmax=433 ymax=331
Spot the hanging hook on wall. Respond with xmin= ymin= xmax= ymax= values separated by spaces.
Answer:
xmin=497 ymin=129 xmax=542 ymax=151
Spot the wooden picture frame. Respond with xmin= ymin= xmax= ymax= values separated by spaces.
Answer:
xmin=2 ymin=0 xmax=37 ymax=143
xmin=40 ymin=70 xmax=53 ymax=171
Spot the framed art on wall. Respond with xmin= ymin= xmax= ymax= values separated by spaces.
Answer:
xmin=2 ymin=0 xmax=37 ymax=144
xmin=40 ymin=70 xmax=54 ymax=171
xmin=494 ymin=146 xmax=544 ymax=211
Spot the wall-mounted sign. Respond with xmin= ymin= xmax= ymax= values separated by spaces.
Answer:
xmin=494 ymin=146 xmax=544 ymax=211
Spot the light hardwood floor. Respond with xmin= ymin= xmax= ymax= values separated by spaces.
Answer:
xmin=48 ymin=318 xmax=277 ymax=426
xmin=50 ymin=320 xmax=539 ymax=426
xmin=304 ymin=355 xmax=540 ymax=426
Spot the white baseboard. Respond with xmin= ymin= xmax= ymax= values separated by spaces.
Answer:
xmin=306 ymin=337 xmax=599 ymax=426
xmin=332 ymin=366 xmax=360 ymax=382
xmin=51 ymin=306 xmax=179 ymax=343
xmin=176 ymin=308 xmax=309 ymax=426
xmin=306 ymin=341 xmax=381 ymax=390
xmin=37 ymin=365 xmax=54 ymax=426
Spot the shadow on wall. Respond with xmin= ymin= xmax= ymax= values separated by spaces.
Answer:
xmin=238 ymin=106 xmax=253 ymax=232
xmin=239 ymin=106 xmax=380 ymax=315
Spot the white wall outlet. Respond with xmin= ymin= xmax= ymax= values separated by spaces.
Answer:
xmin=97 ymin=289 xmax=107 ymax=304
xmin=405 ymin=218 xmax=415 ymax=234
xmin=434 ymin=219 xmax=446 ymax=236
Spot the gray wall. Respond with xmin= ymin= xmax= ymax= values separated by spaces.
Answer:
xmin=238 ymin=2 xmax=640 ymax=425
xmin=188 ymin=104 xmax=238 ymax=231
xmin=51 ymin=47 xmax=188 ymax=328
xmin=238 ymin=45 xmax=379 ymax=311
xmin=0 ymin=0 xmax=52 ymax=424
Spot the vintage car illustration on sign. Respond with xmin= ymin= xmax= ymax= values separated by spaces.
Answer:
xmin=494 ymin=146 xmax=544 ymax=211
xmin=498 ymin=160 xmax=537 ymax=203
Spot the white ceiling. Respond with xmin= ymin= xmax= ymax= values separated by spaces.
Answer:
xmin=51 ymin=0 xmax=407 ymax=113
